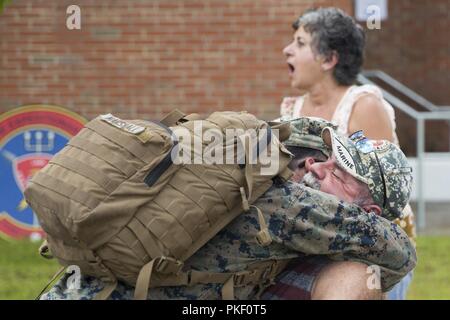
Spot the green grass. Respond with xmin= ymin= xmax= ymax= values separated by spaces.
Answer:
xmin=407 ymin=236 xmax=450 ymax=300
xmin=0 ymin=236 xmax=449 ymax=299
xmin=0 ymin=239 xmax=59 ymax=300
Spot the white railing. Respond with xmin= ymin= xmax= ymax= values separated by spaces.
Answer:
xmin=358 ymin=71 xmax=450 ymax=231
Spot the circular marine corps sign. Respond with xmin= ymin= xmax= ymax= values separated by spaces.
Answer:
xmin=0 ymin=105 xmax=86 ymax=240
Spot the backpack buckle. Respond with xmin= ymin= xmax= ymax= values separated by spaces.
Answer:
xmin=155 ymin=256 xmax=184 ymax=275
xmin=233 ymin=270 xmax=254 ymax=287
xmin=261 ymin=265 xmax=274 ymax=280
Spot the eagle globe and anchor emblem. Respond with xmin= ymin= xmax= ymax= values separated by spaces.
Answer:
xmin=0 ymin=105 xmax=86 ymax=241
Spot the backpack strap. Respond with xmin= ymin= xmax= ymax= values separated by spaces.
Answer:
xmin=93 ymin=280 xmax=118 ymax=300
xmin=160 ymin=109 xmax=202 ymax=127
xmin=237 ymin=133 xmax=254 ymax=211
xmin=134 ymin=259 xmax=291 ymax=300
xmin=35 ymin=266 xmax=67 ymax=300
xmin=89 ymin=253 xmax=120 ymax=300
xmin=134 ymin=256 xmax=184 ymax=300
xmin=160 ymin=109 xmax=186 ymax=127
xmin=36 ymin=259 xmax=119 ymax=300
xmin=252 ymin=205 xmax=272 ymax=246
xmin=134 ymin=259 xmax=158 ymax=300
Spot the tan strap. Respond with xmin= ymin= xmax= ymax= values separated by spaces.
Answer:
xmin=185 ymin=165 xmax=235 ymax=210
xmin=252 ymin=205 xmax=272 ymax=246
xmin=143 ymin=268 xmax=232 ymax=288
xmin=50 ymin=154 xmax=118 ymax=194
xmin=160 ymin=109 xmax=186 ymax=127
xmin=149 ymin=259 xmax=291 ymax=300
xmin=93 ymin=280 xmax=118 ymax=300
xmin=222 ymin=276 xmax=235 ymax=300
xmin=32 ymin=172 xmax=100 ymax=209
xmin=237 ymin=134 xmax=254 ymax=211
xmin=153 ymin=256 xmax=184 ymax=275
xmin=250 ymin=259 xmax=291 ymax=299
xmin=183 ymin=113 xmax=202 ymax=122
xmin=35 ymin=266 xmax=66 ymax=300
xmin=134 ymin=256 xmax=184 ymax=300
xmin=160 ymin=109 xmax=203 ymax=127
xmin=153 ymin=259 xmax=290 ymax=287
xmin=38 ymin=240 xmax=53 ymax=259
xmin=69 ymin=136 xmax=137 ymax=177
xmin=240 ymin=187 xmax=250 ymax=212
xmin=128 ymin=219 xmax=163 ymax=260
xmin=134 ymin=259 xmax=157 ymax=300
xmin=178 ymin=166 xmax=272 ymax=263
xmin=86 ymin=253 xmax=119 ymax=300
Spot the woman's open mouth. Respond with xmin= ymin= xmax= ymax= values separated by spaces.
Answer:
xmin=287 ymin=63 xmax=295 ymax=76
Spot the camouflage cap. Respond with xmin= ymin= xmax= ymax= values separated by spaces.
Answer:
xmin=322 ymin=128 xmax=413 ymax=220
xmin=284 ymin=117 xmax=338 ymax=156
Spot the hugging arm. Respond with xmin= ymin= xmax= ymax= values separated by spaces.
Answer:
xmin=259 ymin=184 xmax=416 ymax=291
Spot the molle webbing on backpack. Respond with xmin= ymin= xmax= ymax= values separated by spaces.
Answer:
xmin=25 ymin=110 xmax=293 ymax=300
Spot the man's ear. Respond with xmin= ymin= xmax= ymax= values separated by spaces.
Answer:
xmin=321 ymin=51 xmax=339 ymax=72
xmin=303 ymin=157 xmax=316 ymax=172
xmin=362 ymin=204 xmax=382 ymax=216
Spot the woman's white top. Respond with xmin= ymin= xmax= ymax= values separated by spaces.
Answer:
xmin=279 ymin=84 xmax=400 ymax=145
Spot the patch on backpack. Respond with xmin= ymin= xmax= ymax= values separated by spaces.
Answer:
xmin=100 ymin=113 xmax=146 ymax=134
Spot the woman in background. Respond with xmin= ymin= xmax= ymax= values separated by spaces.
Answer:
xmin=264 ymin=7 xmax=416 ymax=300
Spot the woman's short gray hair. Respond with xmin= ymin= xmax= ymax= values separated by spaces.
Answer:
xmin=293 ymin=7 xmax=366 ymax=86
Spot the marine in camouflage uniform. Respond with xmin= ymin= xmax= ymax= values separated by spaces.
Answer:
xmin=261 ymin=118 xmax=416 ymax=300
xmin=41 ymin=118 xmax=416 ymax=300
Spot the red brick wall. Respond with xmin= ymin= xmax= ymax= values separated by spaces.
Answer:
xmin=0 ymin=0 xmax=351 ymax=122
xmin=363 ymin=0 xmax=450 ymax=154
xmin=364 ymin=0 xmax=449 ymax=105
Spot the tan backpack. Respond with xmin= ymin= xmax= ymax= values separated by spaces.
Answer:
xmin=25 ymin=109 xmax=293 ymax=300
